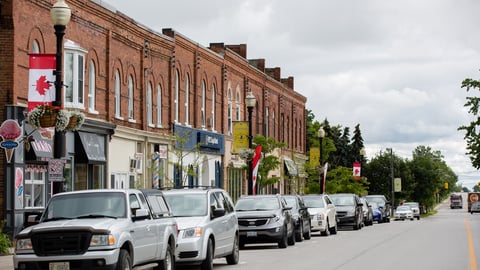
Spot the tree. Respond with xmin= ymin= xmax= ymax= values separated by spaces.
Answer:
xmin=325 ymin=166 xmax=369 ymax=195
xmin=459 ymin=76 xmax=480 ymax=169
xmin=349 ymin=124 xmax=365 ymax=166
xmin=253 ymin=135 xmax=285 ymax=191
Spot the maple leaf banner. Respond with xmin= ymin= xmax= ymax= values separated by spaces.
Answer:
xmin=28 ymin=54 xmax=56 ymax=112
xmin=252 ymin=145 xmax=262 ymax=195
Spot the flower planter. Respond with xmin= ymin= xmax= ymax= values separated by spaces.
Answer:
xmin=39 ymin=111 xmax=58 ymax=128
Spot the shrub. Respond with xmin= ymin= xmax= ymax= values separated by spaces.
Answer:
xmin=0 ymin=220 xmax=12 ymax=255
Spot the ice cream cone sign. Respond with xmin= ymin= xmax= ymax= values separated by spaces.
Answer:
xmin=0 ymin=119 xmax=22 ymax=163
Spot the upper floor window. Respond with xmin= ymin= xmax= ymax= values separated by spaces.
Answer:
xmin=31 ymin=40 xmax=40 ymax=53
xmin=201 ymin=80 xmax=206 ymax=128
xmin=174 ymin=70 xmax=180 ymax=123
xmin=156 ymin=84 xmax=162 ymax=127
xmin=235 ymin=89 xmax=241 ymax=121
xmin=227 ymin=89 xmax=232 ymax=135
xmin=114 ymin=70 xmax=122 ymax=119
xmin=128 ymin=76 xmax=134 ymax=120
xmin=265 ymin=107 xmax=269 ymax=137
xmin=147 ymin=82 xmax=153 ymax=126
xmin=185 ymin=74 xmax=190 ymax=125
xmin=64 ymin=40 xmax=86 ymax=109
xmin=88 ymin=60 xmax=97 ymax=113
xmin=272 ymin=110 xmax=276 ymax=139
xmin=211 ymin=85 xmax=216 ymax=131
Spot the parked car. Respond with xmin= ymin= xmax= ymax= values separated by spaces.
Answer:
xmin=283 ymin=195 xmax=312 ymax=241
xmin=369 ymin=202 xmax=383 ymax=223
xmin=164 ymin=188 xmax=239 ymax=270
xmin=471 ymin=201 xmax=480 ymax=214
xmin=302 ymin=194 xmax=338 ymax=236
xmin=235 ymin=194 xmax=295 ymax=248
xmin=360 ymin=197 xmax=374 ymax=226
xmin=364 ymin=195 xmax=391 ymax=223
xmin=403 ymin=202 xmax=420 ymax=220
xmin=329 ymin=193 xmax=363 ymax=230
xmin=394 ymin=205 xmax=414 ymax=220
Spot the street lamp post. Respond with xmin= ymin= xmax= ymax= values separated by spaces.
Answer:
xmin=245 ymin=91 xmax=256 ymax=195
xmin=360 ymin=147 xmax=366 ymax=176
xmin=50 ymin=0 xmax=71 ymax=159
xmin=387 ymin=148 xmax=394 ymax=214
xmin=318 ymin=127 xmax=325 ymax=194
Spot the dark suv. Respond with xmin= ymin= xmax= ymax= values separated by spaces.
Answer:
xmin=235 ymin=194 xmax=295 ymax=248
xmin=283 ymin=195 xmax=312 ymax=242
xmin=364 ymin=195 xmax=391 ymax=223
xmin=329 ymin=193 xmax=363 ymax=230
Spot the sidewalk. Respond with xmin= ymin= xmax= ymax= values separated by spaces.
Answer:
xmin=0 ymin=254 xmax=13 ymax=269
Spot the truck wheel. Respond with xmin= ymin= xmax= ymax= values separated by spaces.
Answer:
xmin=201 ymin=238 xmax=214 ymax=270
xmin=156 ymin=244 xmax=174 ymax=270
xmin=226 ymin=234 xmax=239 ymax=265
xmin=117 ymin=249 xmax=132 ymax=270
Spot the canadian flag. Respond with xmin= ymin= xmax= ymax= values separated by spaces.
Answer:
xmin=252 ymin=145 xmax=262 ymax=195
xmin=28 ymin=54 xmax=56 ymax=111
xmin=353 ymin=162 xmax=361 ymax=178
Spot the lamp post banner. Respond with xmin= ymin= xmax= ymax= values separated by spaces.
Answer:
xmin=252 ymin=145 xmax=262 ymax=195
xmin=28 ymin=54 xmax=56 ymax=111
xmin=353 ymin=162 xmax=361 ymax=177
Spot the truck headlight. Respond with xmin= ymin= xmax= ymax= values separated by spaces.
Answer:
xmin=183 ymin=227 xmax=203 ymax=238
xmin=90 ymin=234 xmax=115 ymax=247
xmin=15 ymin=238 xmax=33 ymax=251
xmin=268 ymin=216 xmax=281 ymax=224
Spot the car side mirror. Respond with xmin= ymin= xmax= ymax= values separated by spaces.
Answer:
xmin=358 ymin=203 xmax=363 ymax=206
xmin=212 ymin=208 xmax=226 ymax=218
xmin=284 ymin=206 xmax=292 ymax=211
xmin=132 ymin=208 xmax=149 ymax=221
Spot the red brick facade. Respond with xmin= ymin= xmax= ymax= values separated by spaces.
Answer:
xmin=0 ymin=0 xmax=307 ymax=229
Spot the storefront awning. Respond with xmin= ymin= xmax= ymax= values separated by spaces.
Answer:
xmin=76 ymin=132 xmax=106 ymax=163
xmin=284 ymin=156 xmax=298 ymax=176
xmin=25 ymin=124 xmax=53 ymax=160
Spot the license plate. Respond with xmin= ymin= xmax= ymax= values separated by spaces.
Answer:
xmin=49 ymin=262 xmax=69 ymax=270
xmin=247 ymin=231 xmax=257 ymax=237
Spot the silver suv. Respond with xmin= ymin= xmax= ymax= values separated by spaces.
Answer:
xmin=164 ymin=188 xmax=239 ymax=270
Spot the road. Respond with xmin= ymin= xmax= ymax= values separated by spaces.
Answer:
xmin=183 ymin=196 xmax=479 ymax=270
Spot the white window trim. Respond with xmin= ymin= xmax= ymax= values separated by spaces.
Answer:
xmin=156 ymin=84 xmax=162 ymax=128
xmin=128 ymin=76 xmax=134 ymax=120
xmin=64 ymin=40 xmax=87 ymax=110
xmin=185 ymin=74 xmax=190 ymax=125
xmin=147 ymin=82 xmax=153 ymax=126
xmin=114 ymin=70 xmax=123 ymax=120
xmin=88 ymin=60 xmax=99 ymax=114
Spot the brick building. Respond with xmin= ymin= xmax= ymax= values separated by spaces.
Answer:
xmin=0 ymin=0 xmax=307 ymax=237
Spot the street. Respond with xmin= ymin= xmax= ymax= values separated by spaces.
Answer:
xmin=182 ymin=197 xmax=478 ymax=270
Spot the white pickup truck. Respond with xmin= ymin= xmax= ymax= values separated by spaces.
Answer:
xmin=13 ymin=189 xmax=178 ymax=270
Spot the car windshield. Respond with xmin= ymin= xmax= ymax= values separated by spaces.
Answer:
xmin=303 ymin=196 xmax=325 ymax=208
xmin=284 ymin=197 xmax=299 ymax=209
xmin=235 ymin=197 xmax=280 ymax=211
xmin=164 ymin=193 xmax=207 ymax=217
xmin=330 ymin=195 xmax=354 ymax=206
xmin=404 ymin=203 xmax=418 ymax=208
xmin=365 ymin=196 xmax=386 ymax=206
xmin=397 ymin=206 xmax=410 ymax=211
xmin=43 ymin=192 xmax=126 ymax=221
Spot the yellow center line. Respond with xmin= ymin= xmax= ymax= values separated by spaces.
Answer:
xmin=466 ymin=218 xmax=477 ymax=270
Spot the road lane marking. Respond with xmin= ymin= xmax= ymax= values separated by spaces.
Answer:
xmin=466 ymin=218 xmax=477 ymax=270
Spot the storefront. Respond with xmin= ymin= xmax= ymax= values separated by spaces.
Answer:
xmin=173 ymin=124 xmax=224 ymax=187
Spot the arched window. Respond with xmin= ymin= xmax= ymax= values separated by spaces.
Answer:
xmin=201 ymin=80 xmax=206 ymax=128
xmin=185 ymin=74 xmax=190 ymax=125
xmin=211 ymin=84 xmax=216 ymax=130
xmin=128 ymin=75 xmax=134 ymax=120
xmin=88 ymin=60 xmax=96 ymax=113
xmin=31 ymin=40 xmax=40 ymax=53
xmin=64 ymin=40 xmax=86 ymax=109
xmin=157 ymin=84 xmax=162 ymax=127
xmin=265 ymin=107 xmax=269 ymax=137
xmin=235 ymin=89 xmax=241 ymax=121
xmin=114 ymin=70 xmax=121 ymax=118
xmin=174 ymin=70 xmax=180 ymax=123
xmin=147 ymin=82 xmax=153 ymax=125
xmin=227 ymin=88 xmax=232 ymax=135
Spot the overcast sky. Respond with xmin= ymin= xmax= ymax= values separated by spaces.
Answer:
xmin=101 ymin=0 xmax=480 ymax=188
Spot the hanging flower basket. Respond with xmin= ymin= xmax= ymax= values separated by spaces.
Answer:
xmin=66 ymin=111 xmax=85 ymax=131
xmin=27 ymin=105 xmax=70 ymax=131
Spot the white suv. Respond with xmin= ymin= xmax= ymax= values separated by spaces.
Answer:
xmin=164 ymin=188 xmax=239 ymax=270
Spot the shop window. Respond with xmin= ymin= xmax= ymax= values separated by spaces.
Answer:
xmin=24 ymin=165 xmax=47 ymax=208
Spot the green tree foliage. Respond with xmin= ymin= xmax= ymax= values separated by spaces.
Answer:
xmin=325 ymin=166 xmax=369 ymax=195
xmin=349 ymin=124 xmax=365 ymax=165
xmin=253 ymin=135 xmax=285 ymax=189
xmin=459 ymin=76 xmax=480 ymax=169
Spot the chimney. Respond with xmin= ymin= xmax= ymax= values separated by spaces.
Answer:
xmin=265 ymin=67 xmax=281 ymax=81
xmin=226 ymin=44 xmax=247 ymax=58
xmin=209 ymin=43 xmax=225 ymax=54
xmin=281 ymin=76 xmax=294 ymax=89
xmin=248 ymin=59 xmax=265 ymax=72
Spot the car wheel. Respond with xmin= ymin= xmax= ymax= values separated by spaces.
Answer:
xmin=116 ymin=249 xmax=132 ymax=270
xmin=303 ymin=220 xmax=312 ymax=240
xmin=226 ymin=234 xmax=239 ymax=265
xmin=295 ymin=222 xmax=304 ymax=242
xmin=330 ymin=218 xmax=338 ymax=234
xmin=200 ymin=238 xmax=214 ymax=270
xmin=287 ymin=225 xmax=296 ymax=246
xmin=321 ymin=219 xmax=330 ymax=236
xmin=278 ymin=226 xmax=288 ymax=248
xmin=417 ymin=216 xmax=420 ymax=220
xmin=156 ymin=244 xmax=174 ymax=270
